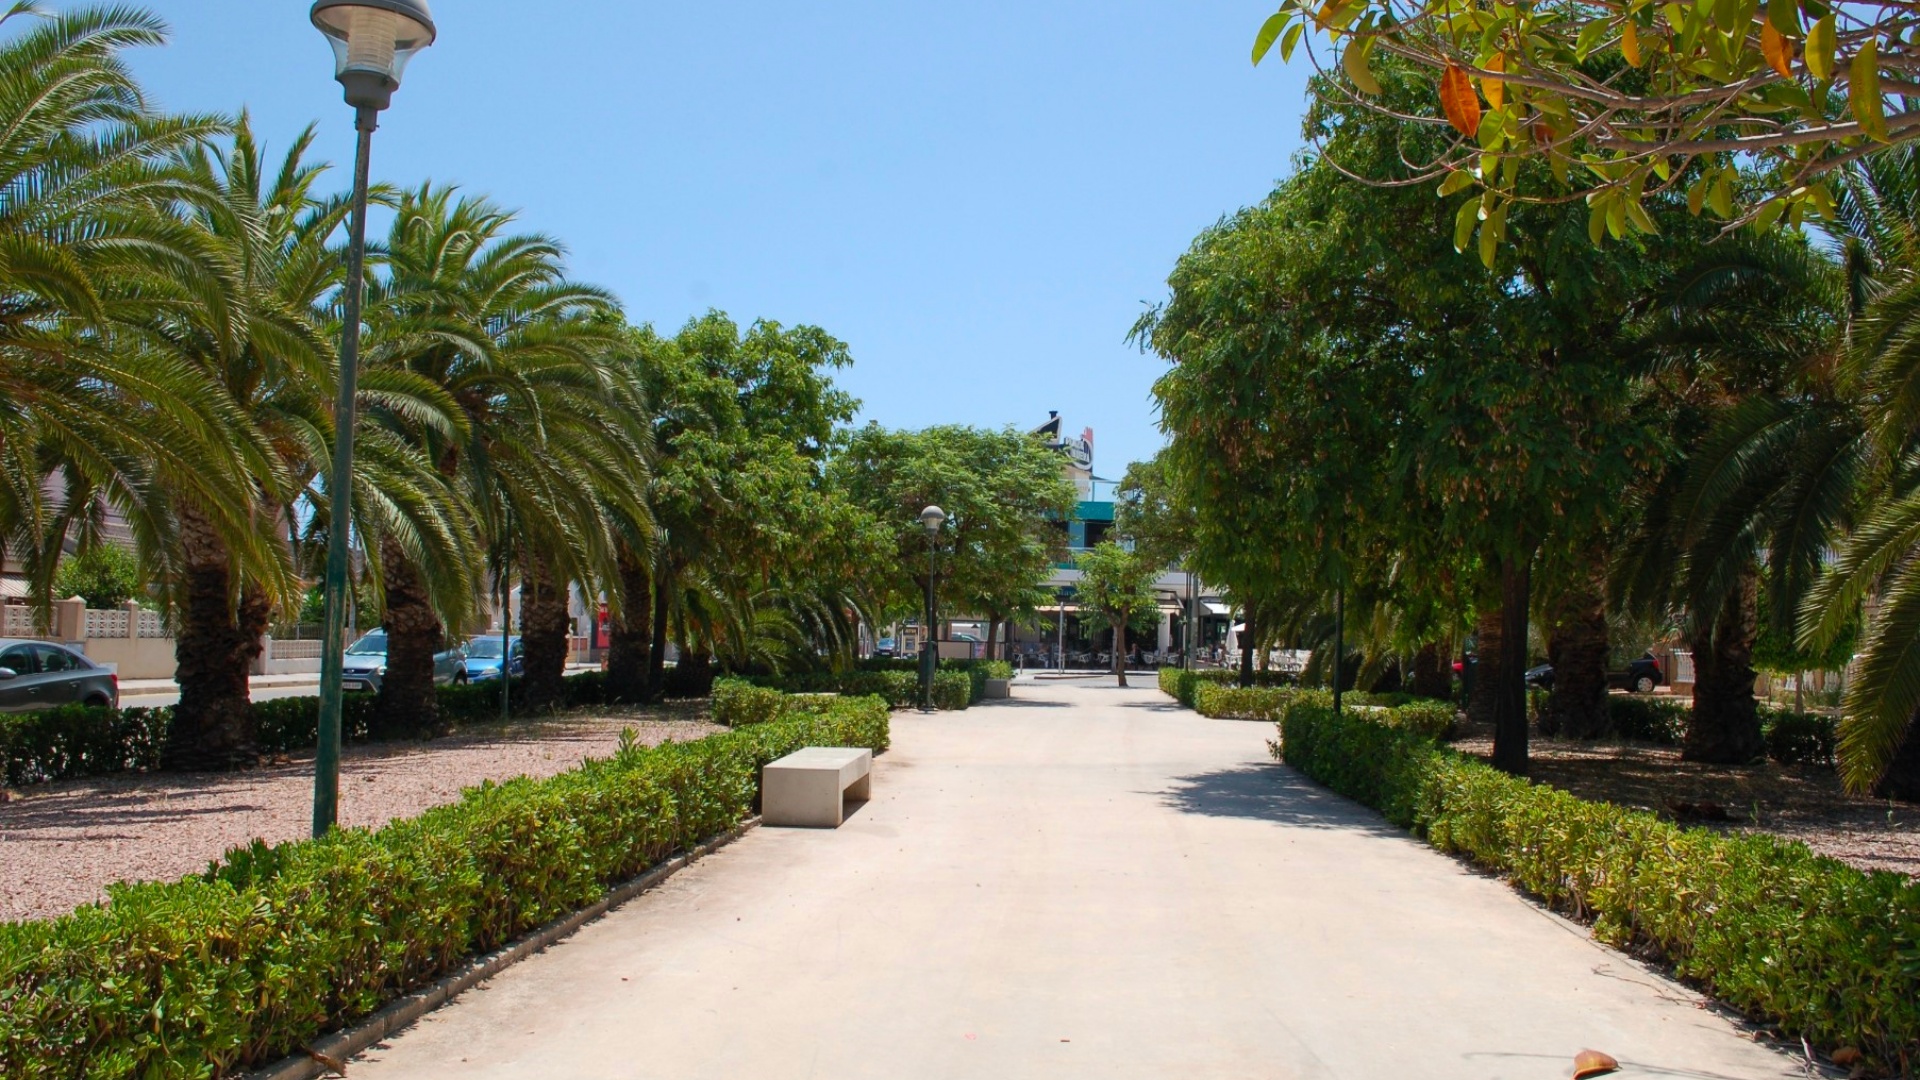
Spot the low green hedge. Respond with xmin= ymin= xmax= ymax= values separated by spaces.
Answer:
xmin=749 ymin=665 xmax=984 ymax=711
xmin=1761 ymin=707 xmax=1838 ymax=767
xmin=711 ymin=678 xmax=787 ymax=727
xmin=1191 ymin=683 xmax=1456 ymax=738
xmin=1193 ymin=683 xmax=1325 ymax=722
xmin=0 ymin=673 xmax=616 ymax=789
xmin=0 ymin=695 xmax=889 ymax=1077
xmin=1275 ymin=700 xmax=1920 ymax=1067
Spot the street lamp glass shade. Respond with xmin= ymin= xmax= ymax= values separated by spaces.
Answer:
xmin=920 ymin=505 xmax=947 ymax=533
xmin=312 ymin=0 xmax=435 ymax=88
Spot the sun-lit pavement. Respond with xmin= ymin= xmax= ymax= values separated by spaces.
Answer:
xmin=349 ymin=676 xmax=1803 ymax=1080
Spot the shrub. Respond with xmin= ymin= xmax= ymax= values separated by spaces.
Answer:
xmin=1382 ymin=699 xmax=1456 ymax=739
xmin=1606 ymin=694 xmax=1690 ymax=745
xmin=979 ymin=660 xmax=1014 ymax=681
xmin=52 ymin=545 xmax=142 ymax=609
xmin=1193 ymin=683 xmax=1327 ymax=722
xmin=712 ymin=678 xmax=787 ymax=727
xmin=1762 ymin=707 xmax=1837 ymax=767
xmin=931 ymin=670 xmax=973 ymax=711
xmin=0 ymin=696 xmax=890 ymax=1077
xmin=1275 ymin=700 xmax=1920 ymax=1068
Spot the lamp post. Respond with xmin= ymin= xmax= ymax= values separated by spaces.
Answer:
xmin=918 ymin=505 xmax=946 ymax=711
xmin=309 ymin=0 xmax=436 ymax=838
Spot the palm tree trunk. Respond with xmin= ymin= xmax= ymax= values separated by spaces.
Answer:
xmin=606 ymin=549 xmax=652 ymax=703
xmin=520 ymin=554 xmax=571 ymax=711
xmin=1112 ymin=614 xmax=1128 ymax=687
xmin=1491 ymin=554 xmax=1531 ymax=775
xmin=163 ymin=502 xmax=266 ymax=771
xmin=1686 ymin=568 xmax=1764 ymax=764
xmin=374 ymin=536 xmax=445 ymax=738
xmin=1545 ymin=578 xmax=1610 ymax=740
xmin=1411 ymin=642 xmax=1450 ymax=700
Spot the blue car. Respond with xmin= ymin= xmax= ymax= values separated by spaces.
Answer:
xmin=463 ymin=635 xmax=523 ymax=682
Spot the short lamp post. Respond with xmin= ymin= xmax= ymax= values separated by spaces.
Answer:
xmin=918 ymin=505 xmax=946 ymax=711
xmin=309 ymin=0 xmax=436 ymax=838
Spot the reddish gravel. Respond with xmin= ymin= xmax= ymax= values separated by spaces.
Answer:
xmin=0 ymin=705 xmax=722 ymax=924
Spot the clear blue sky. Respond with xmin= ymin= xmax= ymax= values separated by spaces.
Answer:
xmin=131 ymin=2 xmax=1310 ymax=478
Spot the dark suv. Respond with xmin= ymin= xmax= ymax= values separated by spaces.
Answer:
xmin=1524 ymin=654 xmax=1666 ymax=694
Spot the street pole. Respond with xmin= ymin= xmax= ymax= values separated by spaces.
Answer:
xmin=500 ymin=515 xmax=511 ymax=725
xmin=921 ymin=534 xmax=937 ymax=710
xmin=1185 ymin=567 xmax=1196 ymax=671
xmin=1333 ymin=585 xmax=1345 ymax=716
xmin=312 ymin=109 xmax=375 ymax=838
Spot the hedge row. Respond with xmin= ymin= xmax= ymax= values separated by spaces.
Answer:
xmin=746 ymin=661 xmax=1009 ymax=711
xmin=0 ymin=673 xmax=615 ymax=789
xmin=1158 ymin=667 xmax=1302 ymax=706
xmin=1535 ymin=692 xmax=1839 ymax=766
xmin=1190 ymin=682 xmax=1457 ymax=739
xmin=1275 ymin=699 xmax=1920 ymax=1068
xmin=0 ymin=694 xmax=890 ymax=1078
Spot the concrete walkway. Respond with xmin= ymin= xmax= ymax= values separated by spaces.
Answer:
xmin=351 ymin=678 xmax=1804 ymax=1080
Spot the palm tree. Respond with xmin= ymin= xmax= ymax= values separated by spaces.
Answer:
xmin=129 ymin=118 xmax=470 ymax=767
xmin=364 ymin=186 xmax=645 ymax=717
xmin=0 ymin=5 xmax=260 ymax=620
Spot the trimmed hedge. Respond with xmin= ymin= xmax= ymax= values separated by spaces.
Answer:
xmin=1189 ymin=682 xmax=1456 ymax=739
xmin=0 ymin=672 xmax=615 ymax=789
xmin=1763 ymin=707 xmax=1838 ymax=767
xmin=0 ymin=695 xmax=889 ymax=1078
xmin=711 ymin=678 xmax=787 ymax=727
xmin=749 ymin=662 xmax=991 ymax=711
xmin=1275 ymin=700 xmax=1920 ymax=1068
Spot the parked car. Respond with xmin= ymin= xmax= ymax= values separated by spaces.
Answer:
xmin=874 ymin=636 xmax=896 ymax=657
xmin=340 ymin=630 xmax=467 ymax=694
xmin=0 ymin=639 xmax=118 ymax=713
xmin=1521 ymin=654 xmax=1666 ymax=695
xmin=462 ymin=635 xmax=523 ymax=682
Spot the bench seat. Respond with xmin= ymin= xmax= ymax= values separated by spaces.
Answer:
xmin=762 ymin=747 xmax=872 ymax=828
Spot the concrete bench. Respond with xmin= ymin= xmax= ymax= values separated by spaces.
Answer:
xmin=762 ymin=747 xmax=872 ymax=828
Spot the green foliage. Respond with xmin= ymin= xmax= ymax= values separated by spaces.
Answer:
xmin=51 ymin=546 xmax=142 ymax=609
xmin=1275 ymin=701 xmax=1920 ymax=1067
xmin=1606 ymin=695 xmax=1693 ymax=746
xmin=979 ymin=660 xmax=1014 ymax=680
xmin=0 ymin=698 xmax=889 ymax=1076
xmin=711 ymin=678 xmax=787 ymax=727
xmin=931 ymin=670 xmax=974 ymax=711
xmin=1762 ymin=708 xmax=1839 ymax=767
xmin=1159 ymin=667 xmax=1299 ymax=708
xmin=1193 ymin=683 xmax=1330 ymax=722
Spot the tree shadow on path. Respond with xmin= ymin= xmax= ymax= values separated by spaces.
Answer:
xmin=1158 ymin=763 xmax=1404 ymax=837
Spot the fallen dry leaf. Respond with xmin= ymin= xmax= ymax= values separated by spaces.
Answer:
xmin=1573 ymin=1048 xmax=1620 ymax=1079
xmin=303 ymin=1047 xmax=347 ymax=1076
xmin=1831 ymin=1047 xmax=1863 ymax=1067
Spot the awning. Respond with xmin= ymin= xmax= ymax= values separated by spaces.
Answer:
xmin=1204 ymin=602 xmax=1233 ymax=616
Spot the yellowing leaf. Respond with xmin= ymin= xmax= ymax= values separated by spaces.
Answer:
xmin=1851 ymin=38 xmax=1889 ymax=142
xmin=1437 ymin=169 xmax=1477 ymax=197
xmin=1483 ymin=53 xmax=1507 ymax=109
xmin=1280 ymin=23 xmax=1305 ymax=63
xmin=1761 ymin=23 xmax=1794 ymax=76
xmin=1344 ymin=40 xmax=1384 ymax=94
xmin=1806 ymin=14 xmax=1835 ymax=81
xmin=1440 ymin=64 xmax=1482 ymax=136
xmin=1622 ymin=21 xmax=1643 ymax=65
xmin=1766 ymin=0 xmax=1799 ymax=37
xmin=1479 ymin=219 xmax=1498 ymax=267
xmin=1253 ymin=12 xmax=1288 ymax=64
xmin=1708 ymin=173 xmax=1735 ymax=217
xmin=1454 ymin=198 xmax=1480 ymax=251
xmin=1625 ymin=198 xmax=1659 ymax=234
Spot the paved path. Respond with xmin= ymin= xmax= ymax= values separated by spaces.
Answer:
xmin=352 ymin=678 xmax=1803 ymax=1080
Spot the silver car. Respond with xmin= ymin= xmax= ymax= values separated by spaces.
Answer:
xmin=0 ymin=638 xmax=119 ymax=712
xmin=340 ymin=630 xmax=468 ymax=694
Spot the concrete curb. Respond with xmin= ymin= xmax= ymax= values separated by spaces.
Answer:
xmin=241 ymin=819 xmax=761 ymax=1080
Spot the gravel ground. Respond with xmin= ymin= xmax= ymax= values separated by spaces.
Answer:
xmin=0 ymin=704 xmax=723 ymax=924
xmin=1452 ymin=724 xmax=1920 ymax=878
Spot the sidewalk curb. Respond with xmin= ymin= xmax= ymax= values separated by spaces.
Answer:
xmin=241 ymin=819 xmax=761 ymax=1080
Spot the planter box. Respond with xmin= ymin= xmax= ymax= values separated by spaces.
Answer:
xmin=984 ymin=678 xmax=1011 ymax=699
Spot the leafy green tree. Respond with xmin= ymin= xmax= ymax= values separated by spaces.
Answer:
xmin=830 ymin=424 xmax=1076 ymax=651
xmin=1075 ymin=541 xmax=1159 ymax=687
xmin=53 ymin=545 xmax=141 ymax=609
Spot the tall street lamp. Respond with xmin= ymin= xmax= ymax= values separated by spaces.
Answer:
xmin=919 ymin=505 xmax=946 ymax=711
xmin=309 ymin=0 xmax=436 ymax=837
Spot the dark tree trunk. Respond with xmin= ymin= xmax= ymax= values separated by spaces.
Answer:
xmin=1112 ymin=615 xmax=1128 ymax=687
xmin=163 ymin=503 xmax=267 ymax=771
xmin=606 ymin=549 xmax=652 ymax=703
xmin=1491 ymin=554 xmax=1532 ymax=775
xmin=1686 ymin=569 xmax=1764 ymax=764
xmin=375 ymin=536 xmax=446 ymax=739
xmin=1238 ymin=610 xmax=1257 ymax=687
xmin=1873 ymin=715 xmax=1920 ymax=803
xmin=1545 ymin=578 xmax=1610 ymax=740
xmin=985 ymin=615 xmax=1001 ymax=665
xmin=646 ymin=565 xmax=672 ymax=696
xmin=1411 ymin=642 xmax=1450 ymax=700
xmin=1467 ymin=605 xmax=1503 ymax=729
xmin=520 ymin=555 xmax=571 ymax=712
